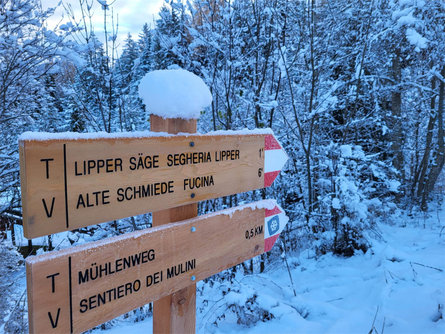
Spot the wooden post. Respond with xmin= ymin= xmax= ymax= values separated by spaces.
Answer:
xmin=150 ymin=114 xmax=197 ymax=334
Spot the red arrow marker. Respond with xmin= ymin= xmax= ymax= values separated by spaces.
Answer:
xmin=264 ymin=134 xmax=288 ymax=187
xmin=264 ymin=202 xmax=289 ymax=252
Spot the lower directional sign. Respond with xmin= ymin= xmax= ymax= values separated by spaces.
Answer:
xmin=26 ymin=200 xmax=288 ymax=334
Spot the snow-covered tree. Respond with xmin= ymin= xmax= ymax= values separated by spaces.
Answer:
xmin=0 ymin=0 xmax=70 ymax=216
xmin=153 ymin=1 xmax=192 ymax=70
xmin=135 ymin=23 xmax=154 ymax=78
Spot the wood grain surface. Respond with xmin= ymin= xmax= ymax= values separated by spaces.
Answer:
xmin=150 ymin=115 xmax=198 ymax=334
xmin=20 ymin=132 xmax=265 ymax=238
xmin=26 ymin=203 xmax=269 ymax=333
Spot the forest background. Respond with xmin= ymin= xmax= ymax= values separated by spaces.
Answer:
xmin=0 ymin=0 xmax=444 ymax=328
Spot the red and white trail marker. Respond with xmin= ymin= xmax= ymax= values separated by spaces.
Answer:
xmin=264 ymin=204 xmax=288 ymax=252
xmin=264 ymin=134 xmax=289 ymax=187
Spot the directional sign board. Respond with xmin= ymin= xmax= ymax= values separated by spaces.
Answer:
xmin=19 ymin=130 xmax=288 ymax=238
xmin=26 ymin=200 xmax=288 ymax=334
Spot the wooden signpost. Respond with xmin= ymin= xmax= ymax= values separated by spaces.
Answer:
xmin=150 ymin=114 xmax=199 ymax=334
xmin=22 ymin=75 xmax=290 ymax=333
xmin=19 ymin=130 xmax=288 ymax=239
xmin=26 ymin=201 xmax=288 ymax=333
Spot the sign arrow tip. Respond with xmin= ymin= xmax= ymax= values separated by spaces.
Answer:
xmin=264 ymin=134 xmax=289 ymax=187
xmin=264 ymin=203 xmax=289 ymax=252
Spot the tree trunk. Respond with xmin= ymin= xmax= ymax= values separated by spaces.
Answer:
xmin=415 ymin=66 xmax=445 ymax=210
xmin=390 ymin=51 xmax=404 ymax=182
xmin=425 ymin=66 xmax=445 ymax=196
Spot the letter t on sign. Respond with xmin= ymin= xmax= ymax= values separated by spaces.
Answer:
xmin=40 ymin=158 xmax=54 ymax=179
xmin=150 ymin=114 xmax=198 ymax=334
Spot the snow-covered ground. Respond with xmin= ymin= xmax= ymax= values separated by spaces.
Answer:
xmin=1 ymin=207 xmax=444 ymax=333
xmin=89 ymin=209 xmax=445 ymax=334
xmin=199 ymin=224 xmax=444 ymax=334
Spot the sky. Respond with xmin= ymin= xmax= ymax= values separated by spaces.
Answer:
xmin=42 ymin=0 xmax=164 ymax=48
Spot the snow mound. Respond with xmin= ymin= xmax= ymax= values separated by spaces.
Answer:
xmin=406 ymin=28 xmax=428 ymax=51
xmin=138 ymin=69 xmax=212 ymax=120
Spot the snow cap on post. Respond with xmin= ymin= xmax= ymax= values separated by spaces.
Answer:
xmin=138 ymin=69 xmax=212 ymax=120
